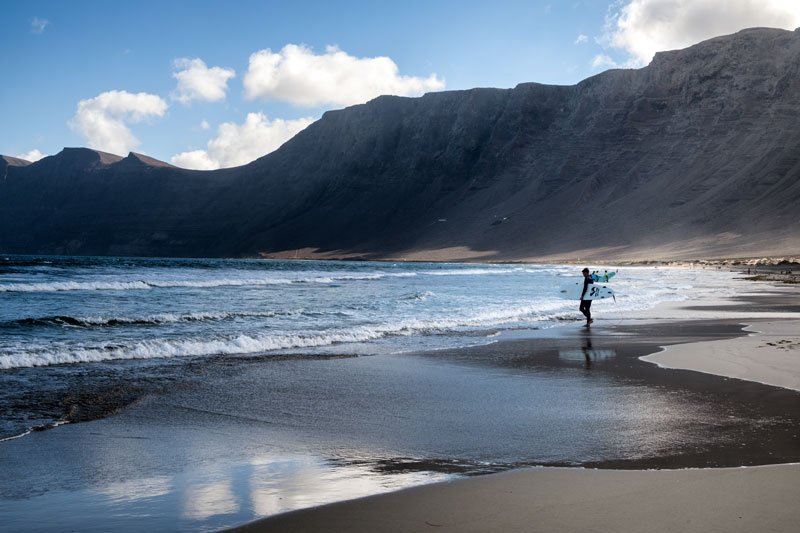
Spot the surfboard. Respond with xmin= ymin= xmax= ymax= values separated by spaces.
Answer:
xmin=591 ymin=271 xmax=616 ymax=282
xmin=559 ymin=281 xmax=615 ymax=300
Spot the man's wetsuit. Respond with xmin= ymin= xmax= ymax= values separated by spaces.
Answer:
xmin=580 ymin=276 xmax=593 ymax=321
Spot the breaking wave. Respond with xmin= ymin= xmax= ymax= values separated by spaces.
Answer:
xmin=0 ymin=302 xmax=571 ymax=369
xmin=421 ymin=267 xmax=526 ymax=276
xmin=0 ymin=267 xmax=535 ymax=293
xmin=4 ymin=309 xmax=308 ymax=329
xmin=403 ymin=291 xmax=436 ymax=301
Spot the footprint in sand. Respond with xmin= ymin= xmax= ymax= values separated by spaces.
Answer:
xmin=761 ymin=340 xmax=800 ymax=349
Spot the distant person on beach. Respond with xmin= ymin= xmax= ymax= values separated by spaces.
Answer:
xmin=580 ymin=267 xmax=593 ymax=327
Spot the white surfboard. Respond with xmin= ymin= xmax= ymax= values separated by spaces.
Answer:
xmin=559 ymin=281 xmax=615 ymax=300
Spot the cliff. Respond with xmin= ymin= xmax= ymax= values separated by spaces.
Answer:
xmin=2 ymin=27 xmax=799 ymax=261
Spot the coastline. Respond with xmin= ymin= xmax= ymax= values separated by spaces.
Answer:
xmin=642 ymin=319 xmax=800 ymax=392
xmin=257 ymin=249 xmax=800 ymax=270
xmin=232 ymin=280 xmax=800 ymax=532
xmin=233 ymin=463 xmax=800 ymax=533
xmin=2 ymin=267 xmax=800 ymax=531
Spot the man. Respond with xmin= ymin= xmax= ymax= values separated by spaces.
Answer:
xmin=580 ymin=267 xmax=594 ymax=327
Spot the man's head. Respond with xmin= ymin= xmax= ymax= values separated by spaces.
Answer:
xmin=582 ymin=268 xmax=590 ymax=277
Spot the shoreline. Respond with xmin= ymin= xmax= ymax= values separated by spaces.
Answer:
xmin=6 ymin=250 xmax=800 ymax=268
xmin=2 ymin=268 xmax=799 ymax=531
xmin=641 ymin=319 xmax=800 ymax=392
xmin=255 ymin=248 xmax=800 ymax=269
xmin=232 ymin=282 xmax=800 ymax=532
xmin=232 ymin=463 xmax=800 ymax=533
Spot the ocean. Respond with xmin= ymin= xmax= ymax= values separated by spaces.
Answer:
xmin=0 ymin=255 xmax=737 ymax=440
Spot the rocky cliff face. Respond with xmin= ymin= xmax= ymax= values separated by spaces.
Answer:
xmin=2 ymin=27 xmax=800 ymax=260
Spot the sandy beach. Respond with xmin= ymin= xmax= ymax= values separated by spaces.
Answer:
xmin=642 ymin=319 xmax=800 ymax=392
xmin=2 ymin=269 xmax=799 ymax=532
xmin=234 ymin=280 xmax=800 ymax=533
xmin=234 ymin=464 xmax=800 ymax=532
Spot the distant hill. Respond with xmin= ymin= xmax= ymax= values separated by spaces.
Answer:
xmin=1 ymin=155 xmax=32 ymax=167
xmin=2 ymin=27 xmax=800 ymax=261
xmin=1 ymin=155 xmax=32 ymax=180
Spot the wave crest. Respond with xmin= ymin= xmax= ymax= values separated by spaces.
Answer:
xmin=5 ymin=309 xmax=305 ymax=329
xmin=0 ymin=268 xmax=533 ymax=293
xmin=0 ymin=301 xmax=573 ymax=369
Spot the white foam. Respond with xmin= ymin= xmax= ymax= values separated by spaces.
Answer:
xmin=0 ymin=420 xmax=69 ymax=442
xmin=55 ymin=309 xmax=304 ymax=327
xmin=0 ymin=280 xmax=154 ymax=292
xmin=0 ymin=265 xmax=745 ymax=369
xmin=421 ymin=267 xmax=525 ymax=276
xmin=0 ymin=266 xmax=553 ymax=293
xmin=0 ymin=300 xmax=583 ymax=369
xmin=404 ymin=291 xmax=436 ymax=301
xmin=0 ymin=268 xmax=528 ymax=293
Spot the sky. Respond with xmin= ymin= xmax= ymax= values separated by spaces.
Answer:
xmin=2 ymin=0 xmax=800 ymax=169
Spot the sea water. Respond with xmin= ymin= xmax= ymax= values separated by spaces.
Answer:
xmin=0 ymin=256 xmax=738 ymax=440
xmin=0 ymin=256 xmax=738 ymax=368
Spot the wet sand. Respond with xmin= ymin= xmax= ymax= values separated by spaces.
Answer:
xmin=233 ymin=287 xmax=800 ymax=532
xmin=643 ymin=319 xmax=800 ymax=391
xmin=2 ymin=285 xmax=800 ymax=531
xmin=234 ymin=464 xmax=800 ymax=533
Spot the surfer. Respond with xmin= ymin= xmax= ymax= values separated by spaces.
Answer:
xmin=580 ymin=267 xmax=594 ymax=326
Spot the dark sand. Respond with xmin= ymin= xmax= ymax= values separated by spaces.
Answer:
xmin=233 ymin=464 xmax=800 ymax=533
xmin=2 ymin=290 xmax=800 ymax=531
xmin=231 ymin=290 xmax=800 ymax=532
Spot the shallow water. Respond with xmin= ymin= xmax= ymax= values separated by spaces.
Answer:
xmin=2 ymin=322 xmax=799 ymax=532
xmin=0 ymin=256 xmax=738 ymax=439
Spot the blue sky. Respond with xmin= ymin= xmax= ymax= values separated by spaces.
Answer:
xmin=2 ymin=0 xmax=799 ymax=168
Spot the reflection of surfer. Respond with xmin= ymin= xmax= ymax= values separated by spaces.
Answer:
xmin=580 ymin=267 xmax=594 ymax=327
xmin=582 ymin=330 xmax=593 ymax=367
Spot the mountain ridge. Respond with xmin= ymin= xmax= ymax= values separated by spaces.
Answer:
xmin=2 ymin=27 xmax=800 ymax=261
xmin=1 ymin=155 xmax=31 ymax=167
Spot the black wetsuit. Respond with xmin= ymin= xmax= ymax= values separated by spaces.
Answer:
xmin=580 ymin=276 xmax=593 ymax=320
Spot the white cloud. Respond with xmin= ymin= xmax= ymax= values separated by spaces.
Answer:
xmin=15 ymin=149 xmax=46 ymax=162
xmin=171 ymin=112 xmax=314 ymax=170
xmin=604 ymin=0 xmax=800 ymax=66
xmin=31 ymin=17 xmax=49 ymax=34
xmin=170 ymin=150 xmax=218 ymax=171
xmin=69 ymin=90 xmax=168 ymax=155
xmin=172 ymin=58 xmax=236 ymax=104
xmin=243 ymin=44 xmax=445 ymax=107
xmin=575 ymin=34 xmax=589 ymax=44
xmin=591 ymin=54 xmax=619 ymax=69
xmin=200 ymin=120 xmax=210 ymax=130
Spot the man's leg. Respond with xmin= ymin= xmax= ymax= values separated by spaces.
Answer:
xmin=580 ymin=300 xmax=593 ymax=324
